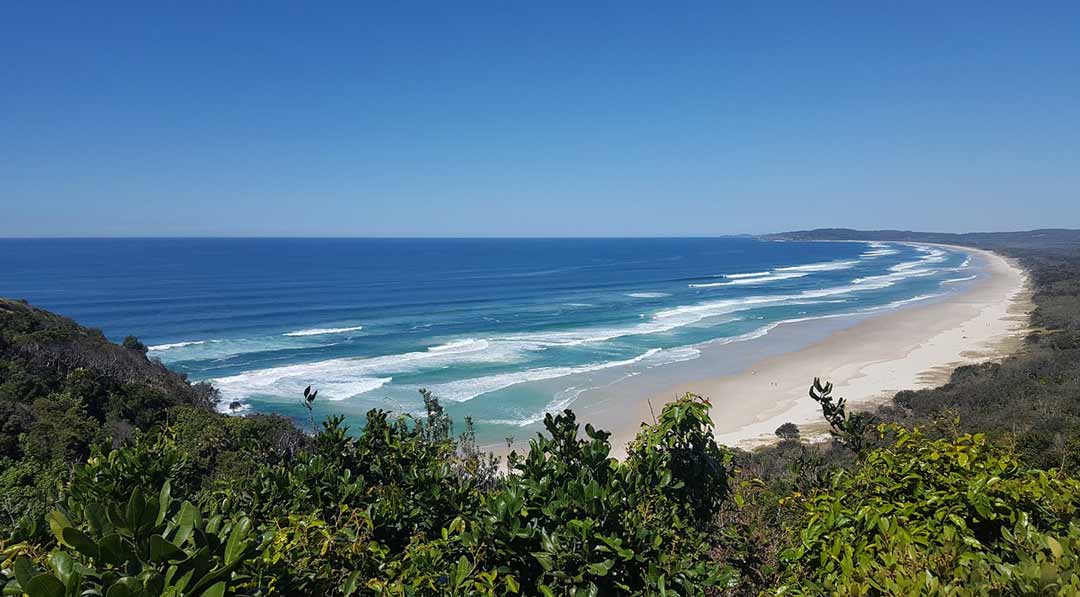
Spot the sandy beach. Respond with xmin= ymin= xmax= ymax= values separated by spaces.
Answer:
xmin=575 ymin=245 xmax=1031 ymax=458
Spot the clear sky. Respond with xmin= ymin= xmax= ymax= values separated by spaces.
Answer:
xmin=3 ymin=2 xmax=1078 ymax=237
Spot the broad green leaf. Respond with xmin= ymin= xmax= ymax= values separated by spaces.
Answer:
xmin=586 ymin=559 xmax=615 ymax=576
xmin=85 ymin=503 xmax=109 ymax=535
xmin=150 ymin=534 xmax=182 ymax=562
xmin=224 ymin=517 xmax=252 ymax=565
xmin=126 ymin=488 xmax=145 ymax=531
xmin=174 ymin=501 xmax=200 ymax=545
xmin=105 ymin=582 xmax=131 ymax=597
xmin=46 ymin=511 xmax=73 ymax=545
xmin=156 ymin=480 xmax=172 ymax=526
xmin=1047 ymin=536 xmax=1063 ymax=559
xmin=341 ymin=571 xmax=362 ymax=596
xmin=13 ymin=557 xmax=35 ymax=588
xmin=98 ymin=533 xmax=128 ymax=566
xmin=62 ymin=527 xmax=99 ymax=559
xmin=47 ymin=552 xmax=74 ymax=586
xmin=25 ymin=574 xmax=65 ymax=597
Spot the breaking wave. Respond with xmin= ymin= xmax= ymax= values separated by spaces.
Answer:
xmin=283 ymin=325 xmax=363 ymax=337
xmin=689 ymin=272 xmax=808 ymax=287
xmin=775 ymin=260 xmax=860 ymax=272
xmin=148 ymin=340 xmax=207 ymax=351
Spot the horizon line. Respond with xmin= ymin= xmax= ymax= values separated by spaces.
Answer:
xmin=1 ymin=228 xmax=1076 ymax=241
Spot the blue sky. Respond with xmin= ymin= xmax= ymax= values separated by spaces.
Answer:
xmin=2 ymin=2 xmax=1078 ymax=236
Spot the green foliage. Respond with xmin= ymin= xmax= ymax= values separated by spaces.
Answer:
xmin=0 ymin=458 xmax=64 ymax=542
xmin=23 ymin=392 xmax=100 ymax=463
xmin=778 ymin=425 xmax=1080 ymax=595
xmin=808 ymin=377 xmax=875 ymax=454
xmin=123 ymin=335 xmax=148 ymax=353
xmin=18 ymin=480 xmax=258 ymax=597
xmin=475 ymin=394 xmax=733 ymax=594
xmin=774 ymin=422 xmax=800 ymax=440
xmin=13 ymin=390 xmax=733 ymax=595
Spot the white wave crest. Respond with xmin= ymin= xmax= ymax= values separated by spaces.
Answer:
xmin=483 ymin=347 xmax=704 ymax=425
xmin=283 ymin=325 xmax=363 ymax=337
xmin=662 ymin=260 xmax=944 ymax=323
xmin=148 ymin=340 xmax=207 ymax=351
xmin=690 ymin=272 xmax=808 ymax=287
xmin=862 ymin=294 xmax=942 ymax=311
xmin=627 ymin=292 xmax=669 ymax=298
xmin=859 ymin=242 xmax=899 ymax=258
xmin=723 ymin=271 xmax=772 ymax=279
xmin=942 ymin=275 xmax=977 ymax=284
xmin=424 ymin=345 xmax=710 ymax=403
xmin=424 ymin=348 xmax=663 ymax=402
xmin=209 ymin=337 xmax=519 ymax=403
xmin=775 ymin=260 xmax=859 ymax=272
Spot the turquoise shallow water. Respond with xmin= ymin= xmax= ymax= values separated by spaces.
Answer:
xmin=0 ymin=237 xmax=976 ymax=442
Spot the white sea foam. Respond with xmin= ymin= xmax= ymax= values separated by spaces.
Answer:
xmin=889 ymin=247 xmax=949 ymax=272
xmin=151 ymin=337 xmax=326 ymax=362
xmin=663 ymin=259 xmax=945 ymax=323
xmin=626 ymin=292 xmax=669 ymax=298
xmin=148 ymin=340 xmax=207 ymax=351
xmin=859 ymin=242 xmax=899 ymax=258
xmin=850 ymin=268 xmax=934 ymax=286
xmin=860 ymin=294 xmax=942 ymax=311
xmin=775 ymin=260 xmax=860 ymax=272
xmin=482 ymin=349 xmax=703 ymax=428
xmin=423 ymin=348 xmax=664 ymax=402
xmin=723 ymin=271 xmax=772 ymax=279
xmin=283 ymin=325 xmax=363 ymax=337
xmin=689 ymin=272 xmax=808 ymax=287
xmin=427 ymin=345 xmax=706 ymax=404
xmin=486 ymin=386 xmax=592 ymax=427
xmin=429 ymin=338 xmax=488 ymax=352
xmin=942 ymin=275 xmax=977 ymax=284
xmin=209 ymin=337 xmax=521 ymax=403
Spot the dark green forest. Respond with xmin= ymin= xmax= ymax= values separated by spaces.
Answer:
xmin=2 ymin=230 xmax=1080 ymax=596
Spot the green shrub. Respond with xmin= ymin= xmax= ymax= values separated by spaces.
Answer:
xmin=778 ymin=425 xmax=1080 ymax=595
xmin=7 ymin=481 xmax=257 ymax=597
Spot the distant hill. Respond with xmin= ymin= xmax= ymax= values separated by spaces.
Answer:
xmin=764 ymin=228 xmax=1080 ymax=250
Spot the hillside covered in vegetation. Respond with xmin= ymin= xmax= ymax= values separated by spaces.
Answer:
xmin=2 ymin=229 xmax=1080 ymax=596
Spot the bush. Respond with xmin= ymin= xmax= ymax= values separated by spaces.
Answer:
xmin=2 ymin=481 xmax=257 ymax=597
xmin=778 ymin=425 xmax=1080 ymax=594
xmin=122 ymin=335 xmax=148 ymax=353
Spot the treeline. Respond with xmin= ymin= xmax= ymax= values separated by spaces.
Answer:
xmin=2 ymin=229 xmax=1080 ymax=595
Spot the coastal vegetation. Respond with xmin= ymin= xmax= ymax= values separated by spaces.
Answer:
xmin=2 ymin=229 xmax=1080 ymax=595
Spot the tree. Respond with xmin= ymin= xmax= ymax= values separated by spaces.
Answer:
xmin=808 ymin=378 xmax=874 ymax=453
xmin=775 ymin=422 xmax=800 ymax=440
xmin=121 ymin=335 xmax=147 ymax=353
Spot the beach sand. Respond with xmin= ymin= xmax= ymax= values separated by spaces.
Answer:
xmin=562 ymin=246 xmax=1031 ymax=459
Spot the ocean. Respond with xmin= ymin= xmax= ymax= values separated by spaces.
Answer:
xmin=0 ymin=237 xmax=976 ymax=443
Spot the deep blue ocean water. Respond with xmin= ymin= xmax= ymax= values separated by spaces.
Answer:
xmin=0 ymin=238 xmax=976 ymax=441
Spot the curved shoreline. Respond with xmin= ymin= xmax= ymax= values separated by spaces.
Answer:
xmin=560 ymin=245 xmax=1031 ymax=458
